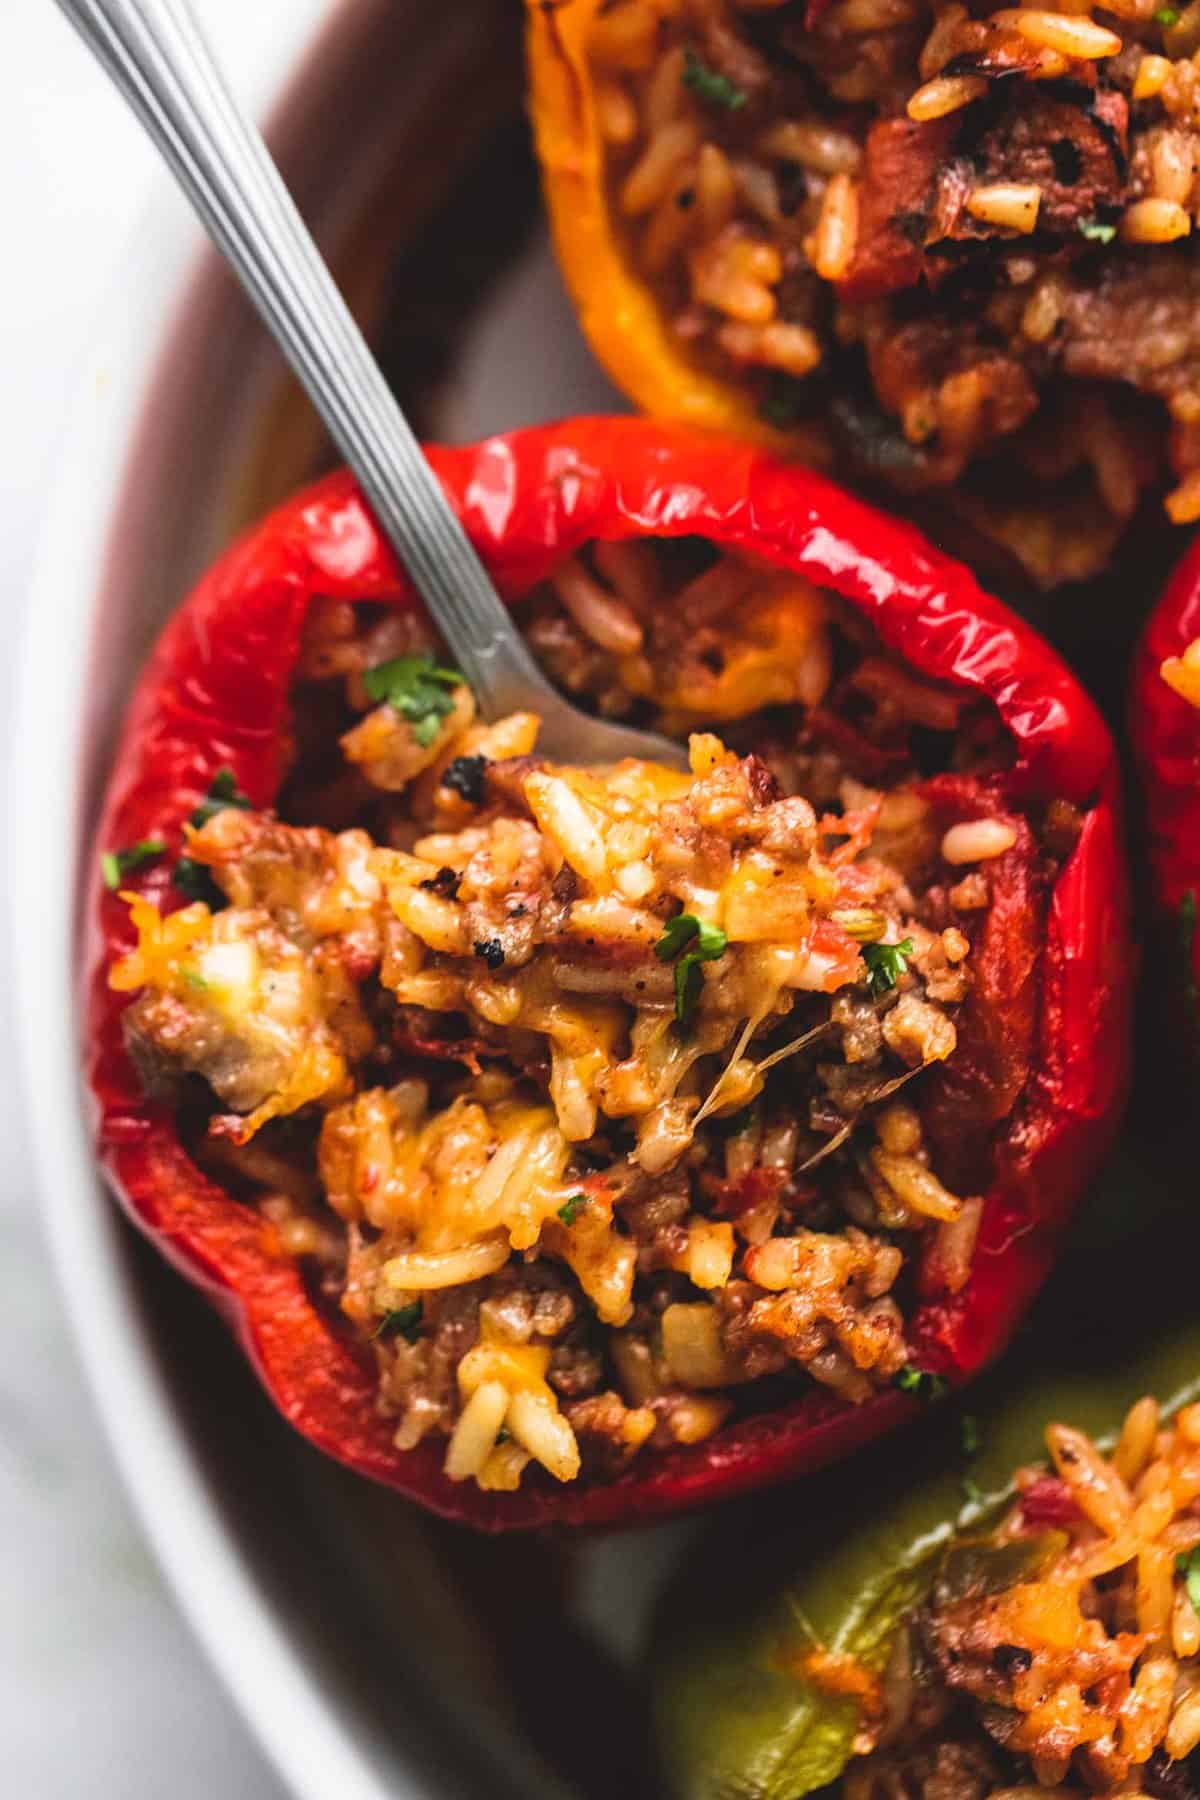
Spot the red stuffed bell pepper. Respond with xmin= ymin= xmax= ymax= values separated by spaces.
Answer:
xmin=88 ymin=417 xmax=1129 ymax=1533
xmin=1133 ymin=536 xmax=1200 ymax=1001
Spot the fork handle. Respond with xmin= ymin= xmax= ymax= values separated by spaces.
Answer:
xmin=52 ymin=0 xmax=561 ymax=719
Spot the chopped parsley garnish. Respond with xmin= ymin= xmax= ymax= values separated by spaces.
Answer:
xmin=655 ymin=913 xmax=729 ymax=1026
xmin=862 ymin=936 xmax=914 ymax=998
xmin=682 ymin=47 xmax=747 ymax=112
xmin=181 ymin=967 xmax=209 ymax=991
xmin=173 ymin=858 xmax=221 ymax=905
xmin=173 ymin=768 xmax=252 ymax=906
xmin=372 ymin=1301 xmax=423 ymax=1343
xmin=557 ymin=1193 xmax=588 ymax=1226
xmin=1078 ymin=218 xmax=1117 ymax=245
xmin=1178 ymin=1548 xmax=1200 ymax=1614
xmin=101 ymin=838 xmax=166 ymax=890
xmin=1156 ymin=6 xmax=1180 ymax=24
xmin=363 ymin=654 xmax=464 ymax=747
xmin=1181 ymin=890 xmax=1198 ymax=1010
xmin=894 ymin=1365 xmax=948 ymax=1401
xmin=190 ymin=766 xmax=251 ymax=827
xmin=441 ymin=753 xmax=489 ymax=805
xmin=962 ymin=1474 xmax=985 ymax=1508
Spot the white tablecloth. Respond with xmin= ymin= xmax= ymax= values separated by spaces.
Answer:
xmin=2 ymin=5 xmax=330 ymax=1793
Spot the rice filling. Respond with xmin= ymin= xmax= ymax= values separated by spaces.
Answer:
xmin=108 ymin=539 xmax=1066 ymax=1493
xmin=580 ymin=0 xmax=1200 ymax=583
xmin=836 ymin=1397 xmax=1200 ymax=1799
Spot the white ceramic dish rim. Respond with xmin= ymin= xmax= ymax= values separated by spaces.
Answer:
xmin=8 ymin=8 xmax=417 ymax=1799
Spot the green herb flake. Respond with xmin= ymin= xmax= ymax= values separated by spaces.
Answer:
xmin=894 ymin=1365 xmax=948 ymax=1402
xmin=173 ymin=857 xmax=221 ymax=905
xmin=1078 ymin=219 xmax=1117 ymax=245
xmin=961 ymin=1413 xmax=981 ymax=1458
xmin=1156 ymin=6 xmax=1180 ymax=24
xmin=171 ymin=770 xmax=252 ymax=906
xmin=681 ymin=47 xmax=747 ymax=112
xmin=557 ymin=1193 xmax=589 ymax=1226
xmin=363 ymin=654 xmax=464 ymax=748
xmin=189 ymin=766 xmax=251 ymax=829
xmin=101 ymin=838 xmax=166 ymax=890
xmin=372 ymin=1301 xmax=423 ymax=1343
xmin=181 ymin=967 xmax=209 ymax=992
xmin=861 ymin=936 xmax=914 ymax=998
xmin=962 ymin=1473 xmax=986 ymax=1508
xmin=655 ymin=913 xmax=729 ymax=1026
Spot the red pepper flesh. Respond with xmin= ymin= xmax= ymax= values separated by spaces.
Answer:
xmin=88 ymin=418 xmax=1131 ymax=1532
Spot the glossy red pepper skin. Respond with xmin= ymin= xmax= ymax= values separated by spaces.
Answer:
xmin=88 ymin=417 xmax=1130 ymax=1532
xmin=1133 ymin=534 xmax=1200 ymax=999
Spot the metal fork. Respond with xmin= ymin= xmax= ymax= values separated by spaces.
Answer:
xmin=53 ymin=0 xmax=687 ymax=770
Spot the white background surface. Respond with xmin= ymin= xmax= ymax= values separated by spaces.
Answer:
xmin=2 ymin=3 xmax=330 ymax=1794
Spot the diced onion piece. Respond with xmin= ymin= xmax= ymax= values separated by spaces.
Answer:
xmin=610 ymin=1330 xmax=662 ymax=1404
xmin=679 ymin=1218 xmax=735 ymax=1289
xmin=198 ymin=938 xmax=259 ymax=1009
xmin=506 ymin=1390 xmax=581 ymax=1483
xmin=1122 ymin=198 xmax=1191 ymax=245
xmin=444 ymin=1380 xmax=509 ymax=1482
xmin=382 ymin=1236 xmax=509 ymax=1290
xmin=614 ymin=859 xmax=657 ymax=901
xmin=660 ymin=1394 xmax=733 ymax=1446
xmin=744 ymin=1236 xmax=803 ymax=1291
xmin=661 ymin=1303 xmax=737 ymax=1389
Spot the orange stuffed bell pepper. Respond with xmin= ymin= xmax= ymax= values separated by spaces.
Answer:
xmin=527 ymin=0 xmax=1200 ymax=587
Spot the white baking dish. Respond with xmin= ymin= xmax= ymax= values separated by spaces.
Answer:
xmin=9 ymin=3 xmax=684 ymax=1796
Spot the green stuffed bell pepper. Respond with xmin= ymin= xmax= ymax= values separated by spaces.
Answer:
xmin=654 ymin=1306 xmax=1200 ymax=1800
